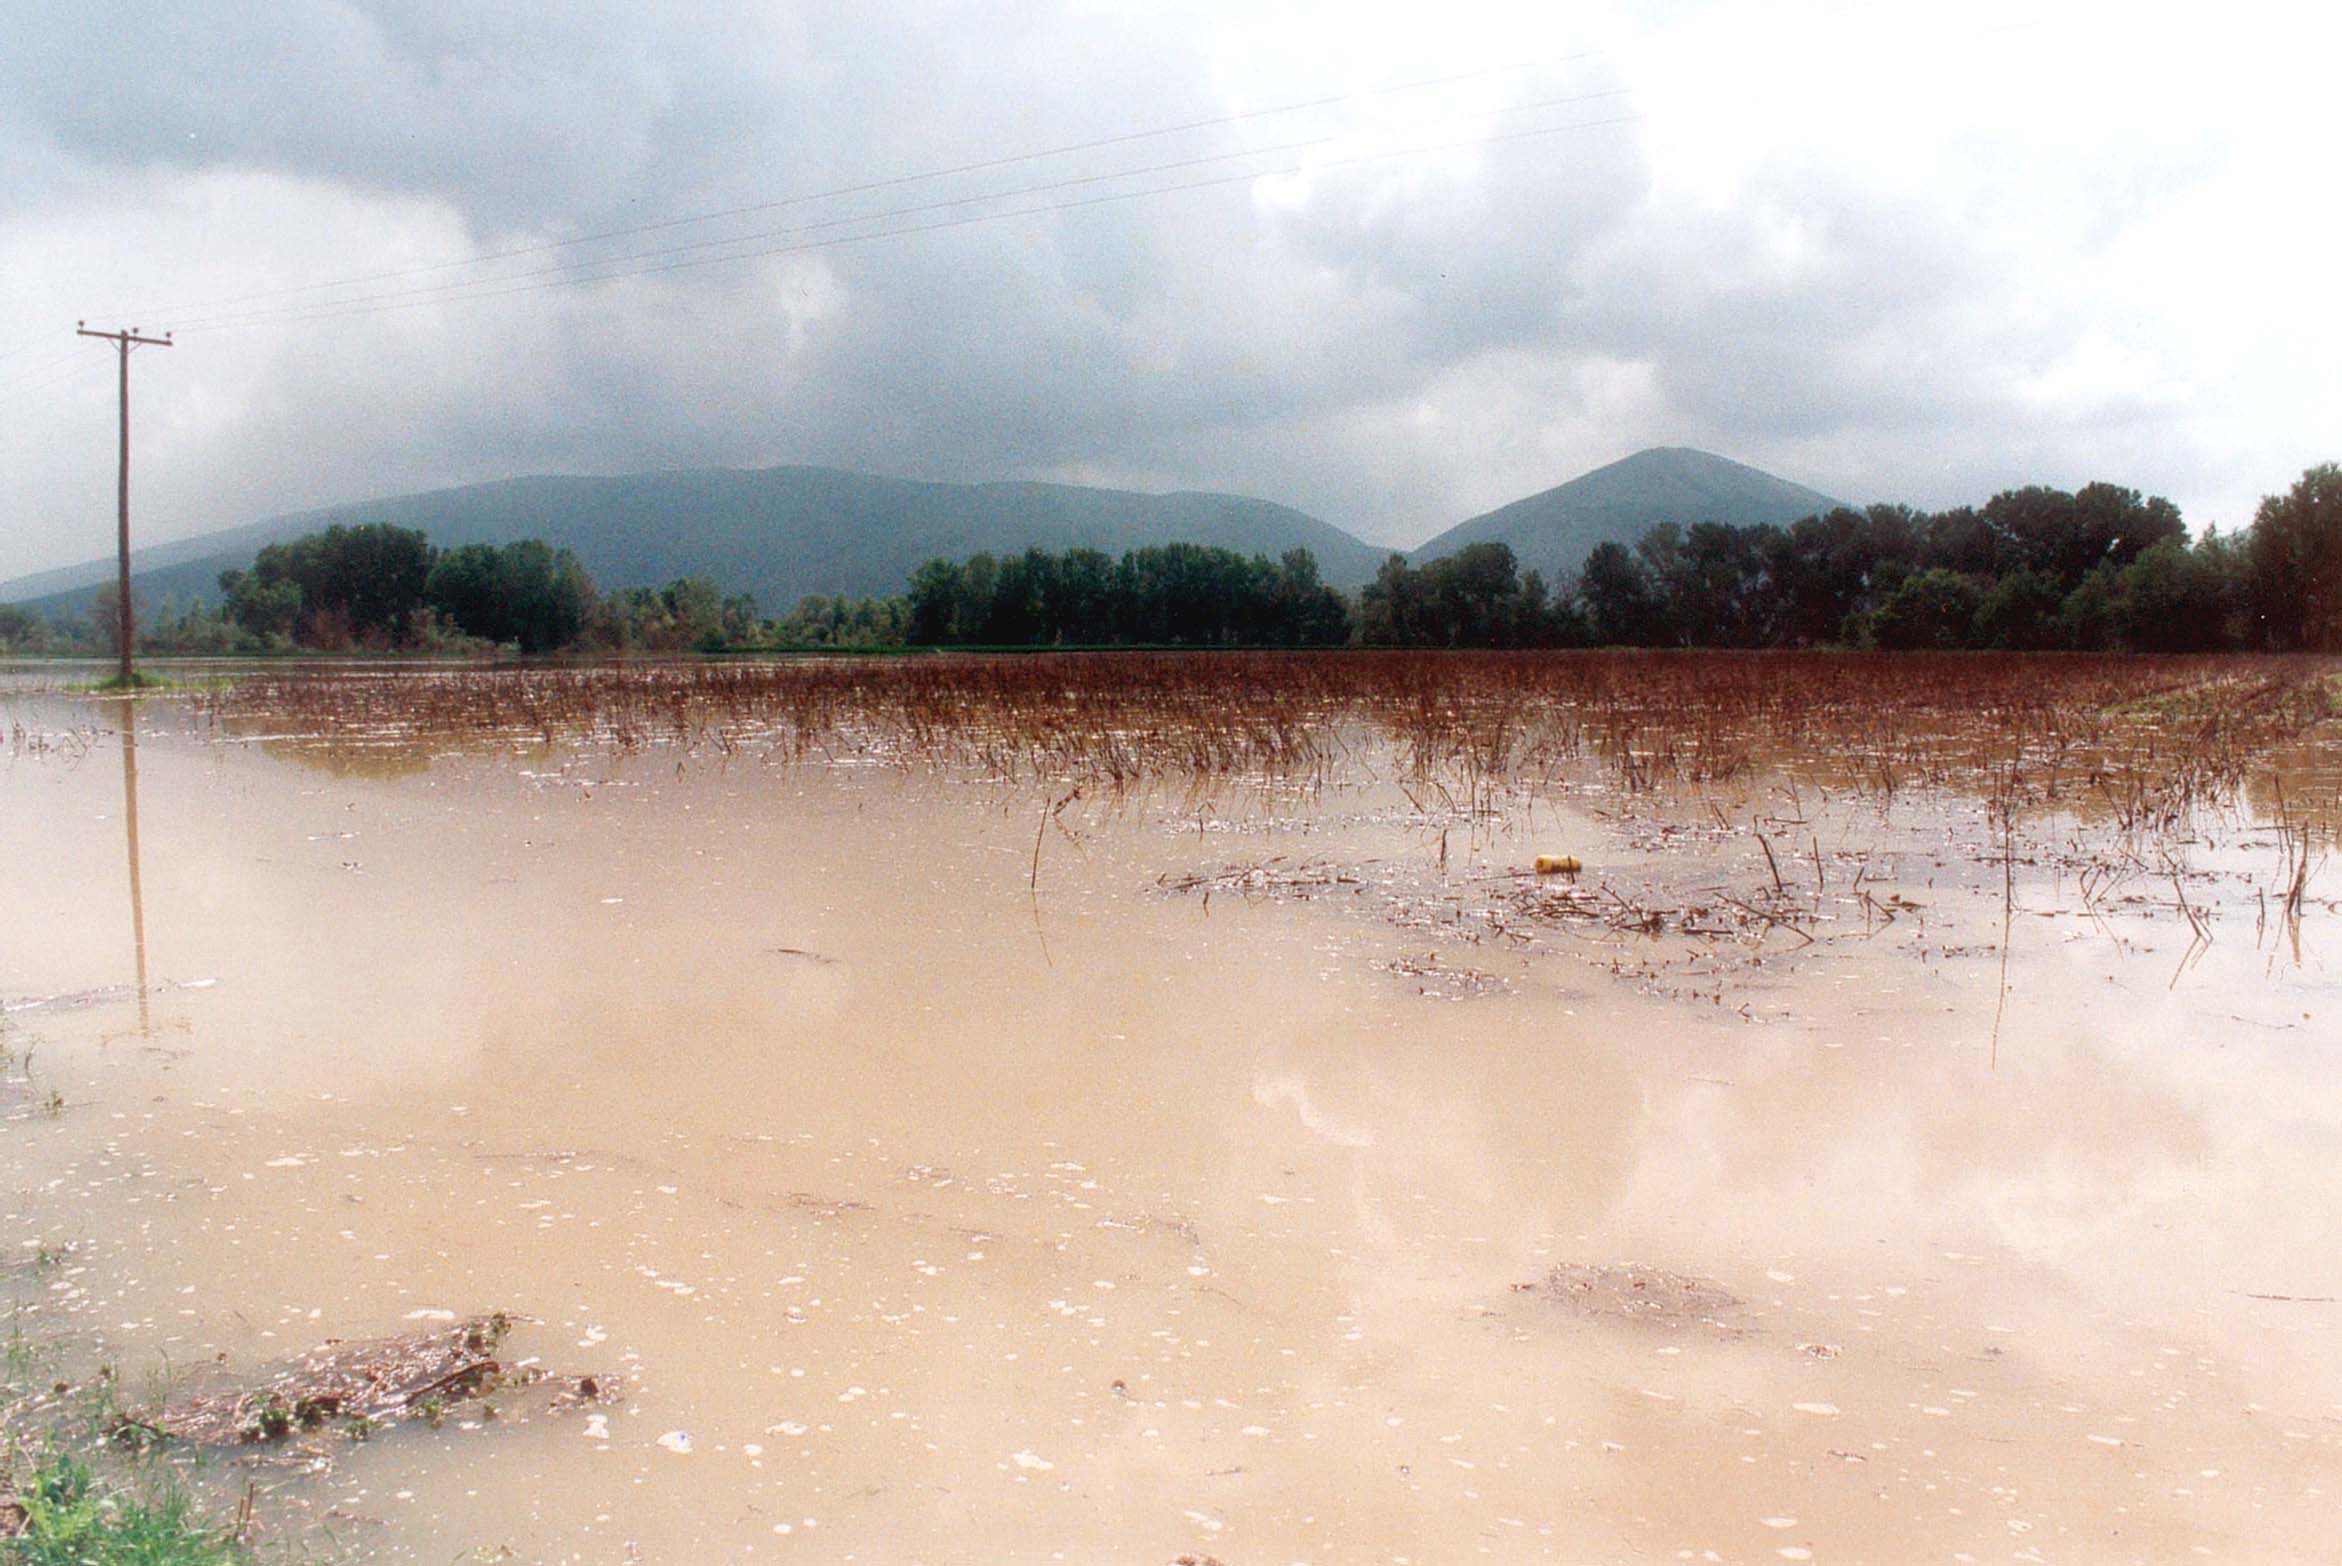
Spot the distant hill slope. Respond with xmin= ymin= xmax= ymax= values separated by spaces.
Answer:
xmin=1412 ymin=447 xmax=1844 ymax=585
xmin=0 ymin=466 xmax=1390 ymax=620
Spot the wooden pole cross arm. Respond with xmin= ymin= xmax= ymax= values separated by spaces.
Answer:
xmin=77 ymin=324 xmax=175 ymax=348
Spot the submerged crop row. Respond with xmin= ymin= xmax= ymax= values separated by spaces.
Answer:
xmin=193 ymin=650 xmax=2342 ymax=830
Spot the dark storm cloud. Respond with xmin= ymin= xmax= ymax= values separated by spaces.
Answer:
xmin=1 ymin=0 xmax=800 ymax=227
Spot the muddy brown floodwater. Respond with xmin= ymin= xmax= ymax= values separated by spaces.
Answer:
xmin=3 ymin=680 xmax=2339 ymax=1565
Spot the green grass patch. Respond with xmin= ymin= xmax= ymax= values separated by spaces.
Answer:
xmin=1 ymin=1450 xmax=247 ymax=1565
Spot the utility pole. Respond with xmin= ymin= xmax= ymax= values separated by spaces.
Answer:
xmin=75 ymin=322 xmax=172 ymax=686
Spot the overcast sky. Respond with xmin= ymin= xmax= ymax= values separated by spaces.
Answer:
xmin=2 ymin=0 xmax=2333 ymax=579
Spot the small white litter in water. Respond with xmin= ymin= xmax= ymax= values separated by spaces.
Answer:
xmin=1010 ymin=1450 xmax=1054 ymax=1470
xmin=402 ymin=1308 xmax=456 ymax=1322
xmin=1791 ymin=1403 xmax=1839 ymax=1417
xmin=658 ymin=1430 xmax=693 ymax=1454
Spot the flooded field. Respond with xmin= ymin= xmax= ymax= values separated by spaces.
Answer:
xmin=4 ymin=653 xmax=2341 ymax=1564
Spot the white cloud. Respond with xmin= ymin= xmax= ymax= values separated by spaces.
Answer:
xmin=2 ymin=0 xmax=2335 ymax=576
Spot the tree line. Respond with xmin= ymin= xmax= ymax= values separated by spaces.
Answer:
xmin=0 ymin=525 xmax=760 ymax=657
xmin=1 ymin=463 xmax=2335 ymax=657
xmin=779 ymin=463 xmax=2342 ymax=653
xmin=894 ymin=543 xmax=1350 ymax=647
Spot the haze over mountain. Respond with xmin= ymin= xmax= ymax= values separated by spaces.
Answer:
xmin=1412 ymin=448 xmax=1844 ymax=586
xmin=0 ymin=466 xmax=1391 ymax=620
xmin=0 ymin=448 xmax=1853 ymax=622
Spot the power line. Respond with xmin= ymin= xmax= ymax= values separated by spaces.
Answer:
xmin=170 ymin=111 xmax=1639 ymax=332
xmin=111 ymin=54 xmax=1604 ymax=323
xmin=162 ymin=87 xmax=1635 ymax=334
xmin=0 ymin=328 xmax=73 ymax=367
xmin=0 ymin=346 xmax=108 ymax=407
xmin=169 ymin=111 xmax=1639 ymax=332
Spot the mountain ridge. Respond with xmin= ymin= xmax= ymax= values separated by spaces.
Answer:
xmin=0 ymin=464 xmax=1392 ymax=619
xmin=1411 ymin=447 xmax=1844 ymax=584
xmin=3 ymin=448 xmax=1850 ymax=620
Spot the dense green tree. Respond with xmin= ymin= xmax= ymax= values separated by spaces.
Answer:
xmin=2180 ymin=527 xmax=2253 ymax=649
xmin=219 ymin=568 xmax=301 ymax=642
xmin=221 ymin=523 xmax=432 ymax=645
xmin=2246 ymin=464 xmax=2342 ymax=650
xmin=421 ymin=544 xmax=506 ymax=643
xmin=1357 ymin=554 xmax=1431 ymax=645
xmin=595 ymin=577 xmax=761 ymax=651
xmin=1114 ymin=544 xmax=1256 ymax=644
xmin=1971 ymin=567 xmax=2063 ymax=650
xmin=1863 ymin=503 xmax=1925 ymax=581
xmin=1749 ymin=506 xmax=1922 ymax=646
xmin=775 ymin=593 xmax=909 ymax=647
xmin=1970 ymin=483 xmax=2184 ymax=595
xmin=1043 ymin=548 xmax=1117 ymax=644
xmin=1866 ymin=569 xmax=1985 ymax=650
xmin=891 ymin=543 xmax=1349 ymax=647
xmin=140 ymin=599 xmax=245 ymax=655
xmin=1633 ymin=524 xmax=1686 ymax=633
xmin=492 ymin=540 xmax=594 ymax=653
xmin=655 ymin=577 xmax=757 ymax=650
xmin=1757 ymin=510 xmax=1861 ymax=647
xmin=905 ymin=558 xmax=966 ymax=643
xmin=1356 ymin=544 xmax=1572 ymax=648
xmin=1579 ymin=541 xmax=1666 ymax=646
xmin=956 ymin=554 xmax=1004 ymax=638
xmin=424 ymin=539 xmax=595 ymax=651
xmin=2053 ymin=563 xmax=2123 ymax=651
xmin=982 ymin=550 xmax=1054 ymax=644
xmin=2113 ymin=537 xmax=2243 ymax=653
xmin=1428 ymin=542 xmax=1531 ymax=646
xmin=0 ymin=603 xmax=54 ymax=654
xmin=1921 ymin=506 xmax=1998 ymax=579
xmin=1268 ymin=549 xmax=1353 ymax=647
xmin=2069 ymin=482 xmax=2187 ymax=578
xmin=1663 ymin=522 xmax=1768 ymax=646
xmin=1530 ymin=573 xmax=1593 ymax=647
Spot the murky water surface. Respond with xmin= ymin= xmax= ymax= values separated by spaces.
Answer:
xmin=3 ymin=684 xmax=2338 ymax=1564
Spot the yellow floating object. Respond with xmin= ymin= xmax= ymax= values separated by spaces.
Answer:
xmin=1534 ymin=854 xmax=1582 ymax=876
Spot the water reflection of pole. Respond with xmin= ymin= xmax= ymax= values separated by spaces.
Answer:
xmin=119 ymin=699 xmax=150 ymax=1035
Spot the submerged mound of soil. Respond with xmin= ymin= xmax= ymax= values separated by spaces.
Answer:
xmin=1522 ymin=1262 xmax=1749 ymax=1333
